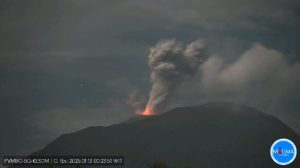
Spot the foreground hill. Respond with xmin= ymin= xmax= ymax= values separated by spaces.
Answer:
xmin=32 ymin=102 xmax=300 ymax=167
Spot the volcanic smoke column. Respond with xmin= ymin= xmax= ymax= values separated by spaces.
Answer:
xmin=143 ymin=39 xmax=206 ymax=115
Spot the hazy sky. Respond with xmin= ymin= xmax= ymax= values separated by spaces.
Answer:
xmin=1 ymin=0 xmax=300 ymax=156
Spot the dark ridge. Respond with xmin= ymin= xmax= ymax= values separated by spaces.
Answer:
xmin=27 ymin=102 xmax=299 ymax=168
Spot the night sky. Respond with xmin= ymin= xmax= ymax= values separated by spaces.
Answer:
xmin=1 ymin=0 xmax=300 ymax=157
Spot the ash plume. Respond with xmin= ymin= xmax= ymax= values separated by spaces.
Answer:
xmin=145 ymin=39 xmax=206 ymax=114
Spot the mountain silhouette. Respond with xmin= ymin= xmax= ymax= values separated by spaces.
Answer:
xmin=30 ymin=102 xmax=300 ymax=168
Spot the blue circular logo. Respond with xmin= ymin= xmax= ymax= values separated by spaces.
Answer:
xmin=270 ymin=138 xmax=297 ymax=165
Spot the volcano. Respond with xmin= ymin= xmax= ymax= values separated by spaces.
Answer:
xmin=30 ymin=102 xmax=299 ymax=167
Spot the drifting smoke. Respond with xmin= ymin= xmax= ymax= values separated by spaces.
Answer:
xmin=127 ymin=88 xmax=146 ymax=114
xmin=143 ymin=39 xmax=206 ymax=115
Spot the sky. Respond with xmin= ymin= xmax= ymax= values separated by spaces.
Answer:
xmin=0 ymin=0 xmax=300 ymax=156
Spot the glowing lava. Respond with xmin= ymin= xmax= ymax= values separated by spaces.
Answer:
xmin=141 ymin=107 xmax=155 ymax=116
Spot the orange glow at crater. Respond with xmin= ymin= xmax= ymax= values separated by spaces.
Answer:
xmin=136 ymin=107 xmax=155 ymax=116
xmin=142 ymin=107 xmax=154 ymax=116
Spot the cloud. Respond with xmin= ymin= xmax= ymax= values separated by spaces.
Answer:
xmin=171 ymin=43 xmax=300 ymax=133
xmin=202 ymin=44 xmax=286 ymax=89
xmin=127 ymin=0 xmax=300 ymax=29
xmin=2 ymin=0 xmax=299 ymax=67
xmin=199 ymin=44 xmax=300 ymax=131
